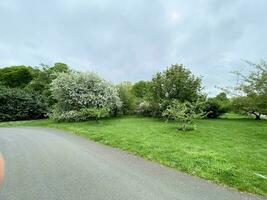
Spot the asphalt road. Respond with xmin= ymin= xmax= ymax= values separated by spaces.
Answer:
xmin=0 ymin=127 xmax=264 ymax=200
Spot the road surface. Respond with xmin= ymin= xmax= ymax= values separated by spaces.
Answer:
xmin=0 ymin=127 xmax=264 ymax=200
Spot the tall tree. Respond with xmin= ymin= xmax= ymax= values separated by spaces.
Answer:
xmin=151 ymin=64 xmax=202 ymax=103
xmin=0 ymin=65 xmax=35 ymax=88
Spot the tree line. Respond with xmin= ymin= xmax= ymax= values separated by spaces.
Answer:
xmin=0 ymin=61 xmax=266 ymax=130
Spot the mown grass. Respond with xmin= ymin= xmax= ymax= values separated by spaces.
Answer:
xmin=0 ymin=116 xmax=266 ymax=196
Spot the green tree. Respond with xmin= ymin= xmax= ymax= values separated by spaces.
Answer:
xmin=162 ymin=100 xmax=202 ymax=131
xmin=152 ymin=64 xmax=202 ymax=103
xmin=204 ymin=92 xmax=230 ymax=119
xmin=215 ymin=92 xmax=229 ymax=102
xmin=0 ymin=65 xmax=35 ymax=88
xmin=231 ymin=60 xmax=267 ymax=119
xmin=132 ymin=80 xmax=152 ymax=99
xmin=117 ymin=82 xmax=136 ymax=114
xmin=150 ymin=64 xmax=202 ymax=117
xmin=28 ymin=63 xmax=70 ymax=92
xmin=27 ymin=63 xmax=70 ymax=105
xmin=50 ymin=62 xmax=70 ymax=73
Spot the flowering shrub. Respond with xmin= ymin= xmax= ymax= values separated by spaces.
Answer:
xmin=51 ymin=107 xmax=109 ymax=122
xmin=137 ymin=101 xmax=152 ymax=116
xmin=50 ymin=72 xmax=121 ymax=121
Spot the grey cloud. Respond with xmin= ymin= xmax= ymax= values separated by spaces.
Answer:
xmin=0 ymin=0 xmax=266 ymax=95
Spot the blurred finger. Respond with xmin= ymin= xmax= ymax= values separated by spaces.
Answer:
xmin=0 ymin=153 xmax=4 ymax=188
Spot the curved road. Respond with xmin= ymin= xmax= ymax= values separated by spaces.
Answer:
xmin=0 ymin=127 xmax=264 ymax=200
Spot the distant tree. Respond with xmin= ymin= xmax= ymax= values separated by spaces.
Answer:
xmin=149 ymin=64 xmax=202 ymax=117
xmin=50 ymin=62 xmax=70 ymax=74
xmin=132 ymin=80 xmax=157 ymax=116
xmin=28 ymin=63 xmax=70 ymax=92
xmin=117 ymin=82 xmax=136 ymax=114
xmin=132 ymin=80 xmax=152 ymax=99
xmin=204 ymin=92 xmax=230 ymax=119
xmin=27 ymin=65 xmax=51 ymax=93
xmin=151 ymin=64 xmax=202 ymax=103
xmin=215 ymin=92 xmax=228 ymax=102
xmin=0 ymin=65 xmax=35 ymax=88
xmin=27 ymin=63 xmax=70 ymax=105
xmin=231 ymin=60 xmax=267 ymax=119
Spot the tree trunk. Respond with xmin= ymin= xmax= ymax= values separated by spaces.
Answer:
xmin=255 ymin=114 xmax=261 ymax=120
xmin=252 ymin=112 xmax=261 ymax=120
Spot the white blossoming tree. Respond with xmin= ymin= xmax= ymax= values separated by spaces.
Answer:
xmin=50 ymin=71 xmax=121 ymax=121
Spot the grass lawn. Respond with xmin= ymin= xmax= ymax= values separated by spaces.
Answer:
xmin=0 ymin=116 xmax=266 ymax=196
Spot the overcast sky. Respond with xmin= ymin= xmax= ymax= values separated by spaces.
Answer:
xmin=0 ymin=0 xmax=266 ymax=95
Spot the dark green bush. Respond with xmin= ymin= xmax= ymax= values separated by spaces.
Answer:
xmin=203 ymin=92 xmax=230 ymax=119
xmin=0 ymin=86 xmax=48 ymax=121
xmin=204 ymin=98 xmax=229 ymax=119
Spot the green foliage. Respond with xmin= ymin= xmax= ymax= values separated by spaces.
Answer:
xmin=0 ymin=86 xmax=48 ymax=121
xmin=231 ymin=95 xmax=267 ymax=119
xmin=132 ymin=80 xmax=152 ymax=99
xmin=241 ymin=60 xmax=267 ymax=96
xmin=215 ymin=92 xmax=229 ymax=102
xmin=204 ymin=100 xmax=225 ymax=119
xmin=204 ymin=92 xmax=230 ymax=118
xmin=162 ymin=100 xmax=202 ymax=131
xmin=132 ymin=81 xmax=157 ymax=116
xmin=50 ymin=107 xmax=109 ymax=122
xmin=151 ymin=64 xmax=202 ymax=103
xmin=27 ymin=63 xmax=70 ymax=105
xmin=150 ymin=64 xmax=202 ymax=117
xmin=50 ymin=71 xmax=121 ymax=121
xmin=50 ymin=62 xmax=70 ymax=74
xmin=231 ymin=60 xmax=267 ymax=119
xmin=117 ymin=82 xmax=136 ymax=114
xmin=0 ymin=65 xmax=35 ymax=88
xmin=133 ymin=64 xmax=203 ymax=118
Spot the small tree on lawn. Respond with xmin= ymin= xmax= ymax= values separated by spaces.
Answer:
xmin=162 ymin=100 xmax=202 ymax=131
